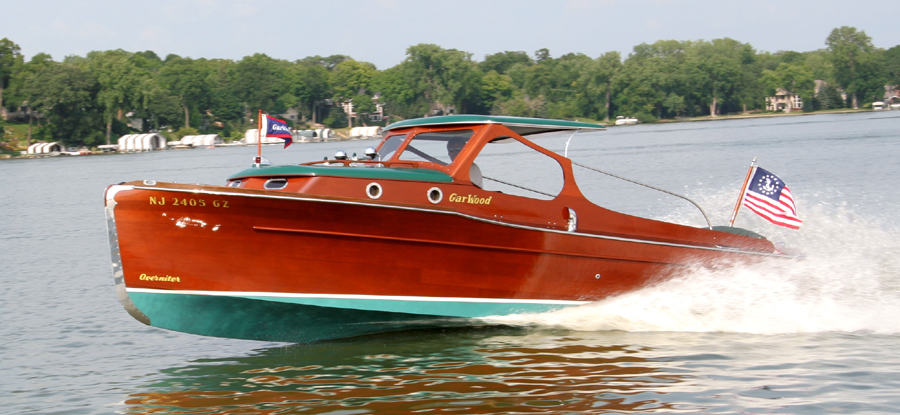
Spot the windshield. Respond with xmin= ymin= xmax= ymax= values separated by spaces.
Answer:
xmin=376 ymin=134 xmax=406 ymax=161
xmin=397 ymin=130 xmax=474 ymax=166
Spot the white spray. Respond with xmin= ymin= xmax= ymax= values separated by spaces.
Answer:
xmin=485 ymin=191 xmax=900 ymax=335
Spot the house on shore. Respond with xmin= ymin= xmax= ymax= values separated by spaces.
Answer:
xmin=883 ymin=84 xmax=900 ymax=109
xmin=765 ymin=89 xmax=803 ymax=112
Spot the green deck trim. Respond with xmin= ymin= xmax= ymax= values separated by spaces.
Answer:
xmin=383 ymin=115 xmax=606 ymax=134
xmin=229 ymin=164 xmax=454 ymax=182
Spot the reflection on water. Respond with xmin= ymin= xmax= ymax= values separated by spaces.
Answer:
xmin=124 ymin=327 xmax=688 ymax=414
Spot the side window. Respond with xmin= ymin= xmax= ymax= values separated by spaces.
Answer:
xmin=473 ymin=138 xmax=564 ymax=200
xmin=377 ymin=134 xmax=406 ymax=161
xmin=398 ymin=130 xmax=474 ymax=166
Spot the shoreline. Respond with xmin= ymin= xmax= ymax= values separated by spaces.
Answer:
xmin=1 ymin=109 xmax=882 ymax=160
xmin=629 ymin=108 xmax=872 ymax=125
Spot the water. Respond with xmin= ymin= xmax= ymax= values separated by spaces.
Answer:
xmin=2 ymin=111 xmax=900 ymax=414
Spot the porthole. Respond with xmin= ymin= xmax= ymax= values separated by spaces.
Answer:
xmin=427 ymin=187 xmax=443 ymax=204
xmin=227 ymin=180 xmax=242 ymax=188
xmin=264 ymin=178 xmax=288 ymax=189
xmin=366 ymin=182 xmax=383 ymax=199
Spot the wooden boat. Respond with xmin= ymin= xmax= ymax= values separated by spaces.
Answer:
xmin=104 ymin=115 xmax=785 ymax=343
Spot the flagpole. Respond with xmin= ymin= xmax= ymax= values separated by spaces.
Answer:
xmin=255 ymin=109 xmax=263 ymax=165
xmin=729 ymin=156 xmax=757 ymax=227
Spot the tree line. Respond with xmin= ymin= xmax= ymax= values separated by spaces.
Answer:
xmin=0 ymin=26 xmax=897 ymax=148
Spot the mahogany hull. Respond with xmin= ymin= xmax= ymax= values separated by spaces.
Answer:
xmin=105 ymin=181 xmax=777 ymax=342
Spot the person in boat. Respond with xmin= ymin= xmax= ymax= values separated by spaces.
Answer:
xmin=447 ymin=137 xmax=483 ymax=188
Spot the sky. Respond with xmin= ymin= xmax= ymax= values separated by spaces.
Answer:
xmin=4 ymin=0 xmax=899 ymax=69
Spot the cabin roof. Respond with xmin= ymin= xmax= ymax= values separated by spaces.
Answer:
xmin=383 ymin=115 xmax=605 ymax=136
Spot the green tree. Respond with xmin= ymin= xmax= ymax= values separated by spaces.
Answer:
xmin=298 ymin=55 xmax=351 ymax=71
xmin=132 ymin=50 xmax=164 ymax=72
xmin=614 ymin=40 xmax=691 ymax=119
xmin=140 ymin=82 xmax=183 ymax=132
xmin=232 ymin=54 xmax=290 ymax=114
xmin=496 ymin=95 xmax=546 ymax=118
xmin=371 ymin=66 xmax=421 ymax=119
xmin=803 ymin=50 xmax=833 ymax=82
xmin=87 ymin=50 xmax=152 ymax=144
xmin=816 ymin=83 xmax=845 ymax=110
xmin=544 ymin=53 xmax=592 ymax=119
xmin=7 ymin=53 xmax=55 ymax=143
xmin=206 ymin=59 xmax=245 ymax=124
xmin=777 ymin=51 xmax=804 ymax=64
xmin=479 ymin=51 xmax=532 ymax=74
xmin=734 ymin=53 xmax=766 ymax=113
xmin=295 ymin=62 xmax=331 ymax=124
xmin=662 ymin=92 xmax=686 ymax=117
xmin=0 ymin=38 xmax=23 ymax=119
xmin=581 ymin=51 xmax=622 ymax=121
xmin=326 ymin=60 xmax=378 ymax=127
xmin=330 ymin=60 xmax=377 ymax=99
xmin=174 ymin=126 xmax=199 ymax=139
xmin=508 ymin=50 xmax=594 ymax=119
xmin=19 ymin=62 xmax=102 ymax=146
xmin=481 ymin=70 xmax=514 ymax=112
xmin=685 ymin=38 xmax=754 ymax=116
xmin=400 ymin=44 xmax=483 ymax=116
xmin=158 ymin=57 xmax=212 ymax=128
xmin=826 ymin=26 xmax=883 ymax=108
xmin=884 ymin=45 xmax=900 ymax=88
xmin=884 ymin=45 xmax=900 ymax=85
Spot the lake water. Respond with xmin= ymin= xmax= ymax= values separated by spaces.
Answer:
xmin=3 ymin=111 xmax=900 ymax=414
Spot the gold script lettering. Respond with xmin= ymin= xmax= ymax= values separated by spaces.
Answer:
xmin=448 ymin=193 xmax=492 ymax=205
xmin=138 ymin=273 xmax=182 ymax=283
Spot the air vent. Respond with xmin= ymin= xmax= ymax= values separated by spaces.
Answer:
xmin=264 ymin=179 xmax=288 ymax=189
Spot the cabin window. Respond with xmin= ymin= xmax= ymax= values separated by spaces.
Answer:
xmin=377 ymin=134 xmax=406 ymax=161
xmin=473 ymin=138 xmax=564 ymax=200
xmin=397 ymin=130 xmax=474 ymax=166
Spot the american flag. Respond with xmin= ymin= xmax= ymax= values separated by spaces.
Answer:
xmin=742 ymin=167 xmax=802 ymax=229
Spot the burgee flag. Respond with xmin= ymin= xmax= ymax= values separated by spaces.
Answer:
xmin=262 ymin=114 xmax=292 ymax=148
xmin=742 ymin=167 xmax=802 ymax=229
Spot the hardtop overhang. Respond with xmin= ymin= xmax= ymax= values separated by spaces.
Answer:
xmin=383 ymin=115 xmax=605 ymax=136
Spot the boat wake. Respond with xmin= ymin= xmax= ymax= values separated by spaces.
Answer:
xmin=485 ymin=193 xmax=900 ymax=335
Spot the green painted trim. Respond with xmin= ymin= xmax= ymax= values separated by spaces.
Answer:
xmin=383 ymin=115 xmax=606 ymax=134
xmin=228 ymin=164 xmax=454 ymax=182
xmin=239 ymin=294 xmax=569 ymax=317
xmin=129 ymin=292 xmax=473 ymax=343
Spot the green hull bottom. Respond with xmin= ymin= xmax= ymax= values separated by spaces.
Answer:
xmin=128 ymin=292 xmax=478 ymax=343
